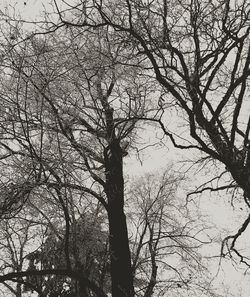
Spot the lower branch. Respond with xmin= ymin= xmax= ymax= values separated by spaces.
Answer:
xmin=0 ymin=269 xmax=108 ymax=297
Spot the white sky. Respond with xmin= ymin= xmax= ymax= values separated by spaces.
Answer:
xmin=2 ymin=0 xmax=47 ymax=18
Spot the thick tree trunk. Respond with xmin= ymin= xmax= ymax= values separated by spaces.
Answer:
xmin=16 ymin=281 xmax=22 ymax=297
xmin=78 ymin=281 xmax=90 ymax=297
xmin=104 ymin=139 xmax=135 ymax=297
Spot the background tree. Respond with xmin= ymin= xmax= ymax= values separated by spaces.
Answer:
xmin=127 ymin=171 xmax=218 ymax=297
xmin=23 ymin=205 xmax=110 ymax=297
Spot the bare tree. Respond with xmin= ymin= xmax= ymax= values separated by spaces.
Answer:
xmin=127 ymin=171 xmax=218 ymax=297
xmin=43 ymin=0 xmax=250 ymax=265
xmin=0 ymin=21 xmax=158 ymax=296
xmin=1 ymin=0 xmax=249 ymax=294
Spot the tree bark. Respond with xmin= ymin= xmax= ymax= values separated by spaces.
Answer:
xmin=16 ymin=278 xmax=22 ymax=297
xmin=104 ymin=139 xmax=135 ymax=297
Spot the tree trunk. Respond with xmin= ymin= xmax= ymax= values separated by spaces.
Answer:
xmin=78 ymin=281 xmax=90 ymax=297
xmin=16 ymin=282 xmax=22 ymax=297
xmin=104 ymin=139 xmax=135 ymax=297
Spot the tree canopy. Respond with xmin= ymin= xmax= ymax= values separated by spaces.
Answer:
xmin=0 ymin=0 xmax=250 ymax=296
